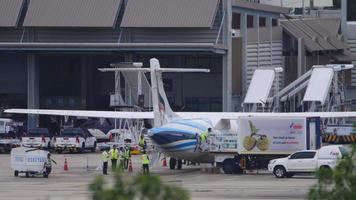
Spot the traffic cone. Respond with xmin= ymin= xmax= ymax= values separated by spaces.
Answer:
xmin=128 ymin=160 xmax=133 ymax=172
xmin=162 ymin=157 xmax=167 ymax=167
xmin=64 ymin=158 xmax=69 ymax=171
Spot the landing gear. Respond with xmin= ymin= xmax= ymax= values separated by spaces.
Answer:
xmin=169 ymin=158 xmax=183 ymax=170
xmin=177 ymin=159 xmax=183 ymax=170
xmin=169 ymin=158 xmax=176 ymax=169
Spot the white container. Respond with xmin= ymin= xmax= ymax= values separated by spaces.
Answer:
xmin=11 ymin=147 xmax=49 ymax=177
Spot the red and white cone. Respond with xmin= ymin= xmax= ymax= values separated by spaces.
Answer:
xmin=128 ymin=160 xmax=133 ymax=172
xmin=64 ymin=158 xmax=69 ymax=171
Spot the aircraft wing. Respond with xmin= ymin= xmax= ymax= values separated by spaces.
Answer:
xmin=176 ymin=112 xmax=356 ymax=119
xmin=5 ymin=109 xmax=356 ymax=120
xmin=4 ymin=109 xmax=154 ymax=119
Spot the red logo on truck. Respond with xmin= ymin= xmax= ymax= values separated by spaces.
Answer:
xmin=290 ymin=123 xmax=303 ymax=130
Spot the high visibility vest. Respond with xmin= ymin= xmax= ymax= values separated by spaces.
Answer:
xmin=139 ymin=138 xmax=145 ymax=146
xmin=102 ymin=151 xmax=109 ymax=162
xmin=200 ymin=131 xmax=208 ymax=141
xmin=141 ymin=154 xmax=150 ymax=164
xmin=110 ymin=149 xmax=119 ymax=159
xmin=124 ymin=148 xmax=131 ymax=158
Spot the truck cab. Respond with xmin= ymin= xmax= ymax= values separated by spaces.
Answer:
xmin=268 ymin=145 xmax=347 ymax=178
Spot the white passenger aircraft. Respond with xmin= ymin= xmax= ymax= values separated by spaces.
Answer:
xmin=5 ymin=58 xmax=356 ymax=169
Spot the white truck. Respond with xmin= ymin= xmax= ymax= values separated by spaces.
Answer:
xmin=21 ymin=128 xmax=54 ymax=149
xmin=0 ymin=118 xmax=21 ymax=152
xmin=268 ymin=145 xmax=348 ymax=178
xmin=209 ymin=116 xmax=321 ymax=174
xmin=54 ymin=128 xmax=97 ymax=153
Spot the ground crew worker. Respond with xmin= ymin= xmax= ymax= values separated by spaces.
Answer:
xmin=101 ymin=150 xmax=109 ymax=175
xmin=194 ymin=133 xmax=200 ymax=152
xmin=109 ymin=145 xmax=119 ymax=171
xmin=43 ymin=153 xmax=57 ymax=177
xmin=141 ymin=150 xmax=150 ymax=175
xmin=123 ymin=145 xmax=131 ymax=170
xmin=138 ymin=135 xmax=147 ymax=150
xmin=118 ymin=147 xmax=125 ymax=171
xmin=199 ymin=128 xmax=211 ymax=151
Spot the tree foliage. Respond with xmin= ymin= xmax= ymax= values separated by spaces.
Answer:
xmin=90 ymin=172 xmax=190 ymax=200
xmin=309 ymin=144 xmax=356 ymax=200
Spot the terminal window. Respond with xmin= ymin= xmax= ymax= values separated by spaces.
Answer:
xmin=348 ymin=0 xmax=356 ymax=21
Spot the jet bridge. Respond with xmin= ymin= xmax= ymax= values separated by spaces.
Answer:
xmin=269 ymin=64 xmax=354 ymax=112
xmin=245 ymin=64 xmax=354 ymax=112
xmin=243 ymin=67 xmax=283 ymax=112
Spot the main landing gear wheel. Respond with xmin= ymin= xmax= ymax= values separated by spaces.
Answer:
xmin=177 ymin=159 xmax=183 ymax=170
xmin=169 ymin=158 xmax=176 ymax=170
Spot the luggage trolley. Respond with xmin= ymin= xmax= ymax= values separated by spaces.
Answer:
xmin=11 ymin=147 xmax=50 ymax=178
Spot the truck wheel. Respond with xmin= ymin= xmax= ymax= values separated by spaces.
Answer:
xmin=319 ymin=166 xmax=332 ymax=174
xmin=222 ymin=159 xmax=235 ymax=174
xmin=273 ymin=166 xmax=286 ymax=178
xmin=177 ymin=159 xmax=183 ymax=170
xmin=233 ymin=164 xmax=243 ymax=174
xmin=91 ymin=142 xmax=97 ymax=152
xmin=286 ymin=173 xmax=294 ymax=178
xmin=78 ymin=143 xmax=85 ymax=153
xmin=169 ymin=158 xmax=176 ymax=170
xmin=14 ymin=171 xmax=19 ymax=177
xmin=25 ymin=172 xmax=30 ymax=178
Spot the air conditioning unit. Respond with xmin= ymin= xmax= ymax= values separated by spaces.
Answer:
xmin=231 ymin=29 xmax=240 ymax=38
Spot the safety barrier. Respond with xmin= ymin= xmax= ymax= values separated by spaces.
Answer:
xmin=323 ymin=134 xmax=356 ymax=143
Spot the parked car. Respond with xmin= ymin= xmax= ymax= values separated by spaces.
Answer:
xmin=268 ymin=145 xmax=348 ymax=178
xmin=22 ymin=128 xmax=54 ymax=149
xmin=54 ymin=128 xmax=97 ymax=153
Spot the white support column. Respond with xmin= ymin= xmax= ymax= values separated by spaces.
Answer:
xmin=222 ymin=0 xmax=232 ymax=111
xmin=254 ymin=15 xmax=260 ymax=68
xmin=27 ymin=54 xmax=39 ymax=128
xmin=240 ymin=12 xmax=247 ymax=95
xmin=341 ymin=0 xmax=348 ymax=40
xmin=267 ymin=17 xmax=273 ymax=67
xmin=297 ymin=38 xmax=305 ymax=77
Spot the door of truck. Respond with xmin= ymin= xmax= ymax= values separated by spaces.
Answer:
xmin=287 ymin=151 xmax=316 ymax=171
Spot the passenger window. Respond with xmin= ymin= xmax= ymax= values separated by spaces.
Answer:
xmin=290 ymin=152 xmax=316 ymax=159
xmin=290 ymin=152 xmax=304 ymax=159
xmin=301 ymin=152 xmax=316 ymax=159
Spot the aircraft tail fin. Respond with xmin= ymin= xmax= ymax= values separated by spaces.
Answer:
xmin=149 ymin=59 xmax=178 ymax=126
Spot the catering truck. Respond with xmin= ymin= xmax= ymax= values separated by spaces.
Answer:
xmin=208 ymin=116 xmax=321 ymax=174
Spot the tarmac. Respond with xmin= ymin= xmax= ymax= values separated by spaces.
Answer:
xmin=0 ymin=152 xmax=316 ymax=200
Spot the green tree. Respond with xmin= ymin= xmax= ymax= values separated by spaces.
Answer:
xmin=90 ymin=172 xmax=190 ymax=200
xmin=308 ymin=144 xmax=356 ymax=200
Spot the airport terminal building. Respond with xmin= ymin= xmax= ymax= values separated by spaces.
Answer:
xmin=0 ymin=0 xmax=355 ymax=126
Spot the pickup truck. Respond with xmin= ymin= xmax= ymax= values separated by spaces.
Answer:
xmin=54 ymin=128 xmax=97 ymax=153
xmin=0 ymin=132 xmax=21 ymax=153
xmin=268 ymin=145 xmax=348 ymax=178
xmin=21 ymin=128 xmax=54 ymax=149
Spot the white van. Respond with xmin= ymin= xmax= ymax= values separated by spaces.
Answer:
xmin=268 ymin=145 xmax=348 ymax=178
